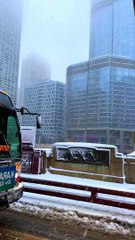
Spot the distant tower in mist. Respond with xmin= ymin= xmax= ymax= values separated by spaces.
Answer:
xmin=0 ymin=0 xmax=23 ymax=105
xmin=18 ymin=53 xmax=51 ymax=107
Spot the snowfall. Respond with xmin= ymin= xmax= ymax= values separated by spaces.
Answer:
xmin=10 ymin=170 xmax=135 ymax=238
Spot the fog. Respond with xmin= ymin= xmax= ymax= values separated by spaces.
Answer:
xmin=20 ymin=0 xmax=90 ymax=83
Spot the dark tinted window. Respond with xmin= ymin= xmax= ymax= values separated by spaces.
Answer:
xmin=0 ymin=92 xmax=14 ymax=109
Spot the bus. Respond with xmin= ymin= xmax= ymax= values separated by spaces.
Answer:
xmin=0 ymin=90 xmax=41 ymax=210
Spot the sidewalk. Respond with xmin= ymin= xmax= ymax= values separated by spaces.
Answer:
xmin=21 ymin=170 xmax=135 ymax=193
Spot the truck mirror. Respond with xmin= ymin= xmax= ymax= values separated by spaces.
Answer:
xmin=36 ymin=116 xmax=41 ymax=129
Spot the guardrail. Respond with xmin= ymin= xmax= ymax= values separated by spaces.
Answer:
xmin=21 ymin=177 xmax=135 ymax=210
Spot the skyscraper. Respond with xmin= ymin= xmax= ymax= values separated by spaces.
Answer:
xmin=22 ymin=80 xmax=65 ymax=144
xmin=18 ymin=53 xmax=51 ymax=107
xmin=66 ymin=0 xmax=135 ymax=153
xmin=0 ymin=0 xmax=23 ymax=105
xmin=90 ymin=0 xmax=135 ymax=59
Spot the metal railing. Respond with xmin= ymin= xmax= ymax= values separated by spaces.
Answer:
xmin=21 ymin=177 xmax=135 ymax=210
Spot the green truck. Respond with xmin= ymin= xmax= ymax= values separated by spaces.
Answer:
xmin=0 ymin=90 xmax=41 ymax=210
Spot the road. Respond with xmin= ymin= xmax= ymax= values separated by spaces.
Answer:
xmin=0 ymin=209 xmax=134 ymax=240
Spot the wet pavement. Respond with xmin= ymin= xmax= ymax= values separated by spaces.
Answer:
xmin=0 ymin=209 xmax=134 ymax=240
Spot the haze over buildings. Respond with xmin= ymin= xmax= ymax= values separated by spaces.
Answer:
xmin=0 ymin=0 xmax=23 ymax=105
xmin=18 ymin=53 xmax=51 ymax=107
xmin=20 ymin=0 xmax=90 ymax=83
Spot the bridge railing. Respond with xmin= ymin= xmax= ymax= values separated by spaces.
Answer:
xmin=21 ymin=177 xmax=135 ymax=210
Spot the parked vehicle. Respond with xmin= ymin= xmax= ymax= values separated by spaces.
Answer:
xmin=0 ymin=90 xmax=41 ymax=210
xmin=21 ymin=126 xmax=36 ymax=173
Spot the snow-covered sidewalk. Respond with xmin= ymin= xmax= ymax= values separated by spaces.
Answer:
xmin=10 ymin=171 xmax=135 ymax=237
xmin=21 ymin=170 xmax=135 ymax=192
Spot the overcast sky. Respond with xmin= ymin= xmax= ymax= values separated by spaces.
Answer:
xmin=20 ymin=0 xmax=90 ymax=82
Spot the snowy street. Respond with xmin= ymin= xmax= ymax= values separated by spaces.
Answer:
xmin=0 ymin=209 xmax=134 ymax=240
xmin=9 ymin=171 xmax=135 ymax=239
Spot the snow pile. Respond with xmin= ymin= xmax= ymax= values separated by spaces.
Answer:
xmin=11 ymin=172 xmax=135 ymax=237
xmin=10 ymin=193 xmax=135 ymax=237
xmin=21 ymin=171 xmax=135 ymax=192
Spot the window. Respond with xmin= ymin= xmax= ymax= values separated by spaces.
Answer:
xmin=7 ymin=115 xmax=21 ymax=159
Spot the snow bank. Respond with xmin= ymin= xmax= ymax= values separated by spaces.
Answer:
xmin=11 ymin=197 xmax=135 ymax=237
xmin=16 ymin=171 xmax=135 ymax=237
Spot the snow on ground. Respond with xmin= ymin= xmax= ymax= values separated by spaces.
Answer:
xmin=11 ymin=171 xmax=135 ymax=237
xmin=21 ymin=170 xmax=135 ymax=192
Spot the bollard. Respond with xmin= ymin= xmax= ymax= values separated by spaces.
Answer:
xmin=42 ymin=151 xmax=46 ymax=174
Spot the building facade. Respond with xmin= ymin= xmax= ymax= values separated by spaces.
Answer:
xmin=90 ymin=0 xmax=135 ymax=59
xmin=0 ymin=0 xmax=23 ymax=105
xmin=66 ymin=0 xmax=135 ymax=153
xmin=22 ymin=80 xmax=65 ymax=144
xmin=66 ymin=61 xmax=89 ymax=142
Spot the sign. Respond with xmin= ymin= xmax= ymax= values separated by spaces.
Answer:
xmin=0 ymin=166 xmax=16 ymax=191
xmin=21 ymin=126 xmax=36 ymax=148
xmin=57 ymin=147 xmax=110 ymax=166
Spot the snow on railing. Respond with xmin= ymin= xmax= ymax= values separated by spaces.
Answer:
xmin=21 ymin=177 xmax=135 ymax=211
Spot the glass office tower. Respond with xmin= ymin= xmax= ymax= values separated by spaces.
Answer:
xmin=66 ymin=0 xmax=135 ymax=153
xmin=0 ymin=0 xmax=23 ymax=105
xmin=90 ymin=0 xmax=135 ymax=59
xmin=22 ymin=80 xmax=65 ymax=144
xmin=66 ymin=61 xmax=89 ymax=142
